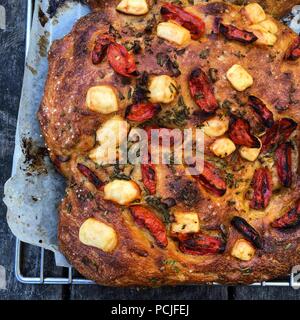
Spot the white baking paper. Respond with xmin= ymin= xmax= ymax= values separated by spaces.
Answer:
xmin=3 ymin=0 xmax=90 ymax=267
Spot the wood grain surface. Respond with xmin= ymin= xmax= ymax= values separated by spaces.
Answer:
xmin=0 ymin=0 xmax=300 ymax=300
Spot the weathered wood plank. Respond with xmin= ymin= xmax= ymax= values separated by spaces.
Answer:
xmin=70 ymin=285 xmax=228 ymax=300
xmin=0 ymin=0 xmax=63 ymax=300
xmin=233 ymin=287 xmax=300 ymax=300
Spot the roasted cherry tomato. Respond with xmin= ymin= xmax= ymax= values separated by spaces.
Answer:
xmin=195 ymin=161 xmax=227 ymax=197
xmin=229 ymin=118 xmax=260 ymax=148
xmin=189 ymin=68 xmax=218 ymax=115
xmin=231 ymin=216 xmax=262 ymax=249
xmin=141 ymin=163 xmax=157 ymax=195
xmin=248 ymin=96 xmax=274 ymax=128
xmin=250 ymin=168 xmax=272 ymax=210
xmin=174 ymin=232 xmax=225 ymax=255
xmin=261 ymin=118 xmax=297 ymax=152
xmin=107 ymin=42 xmax=138 ymax=77
xmin=271 ymin=200 xmax=300 ymax=229
xmin=77 ymin=163 xmax=104 ymax=190
xmin=219 ymin=24 xmax=258 ymax=43
xmin=125 ymin=103 xmax=161 ymax=122
xmin=91 ymin=35 xmax=114 ymax=65
xmin=285 ymin=36 xmax=300 ymax=61
xmin=160 ymin=3 xmax=205 ymax=40
xmin=275 ymin=142 xmax=293 ymax=188
xmin=130 ymin=206 xmax=168 ymax=248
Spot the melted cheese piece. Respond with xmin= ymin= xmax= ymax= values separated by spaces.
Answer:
xmin=243 ymin=3 xmax=266 ymax=24
xmin=89 ymin=116 xmax=129 ymax=165
xmin=89 ymin=144 xmax=116 ymax=166
xmin=202 ymin=116 xmax=229 ymax=138
xmin=116 ymin=0 xmax=149 ymax=15
xmin=210 ymin=137 xmax=236 ymax=158
xmin=258 ymin=19 xmax=278 ymax=34
xmin=231 ymin=239 xmax=255 ymax=261
xmin=96 ymin=116 xmax=129 ymax=145
xmin=104 ymin=180 xmax=141 ymax=205
xmin=171 ymin=212 xmax=200 ymax=234
xmin=239 ymin=139 xmax=262 ymax=162
xmin=79 ymin=218 xmax=117 ymax=252
xmin=248 ymin=24 xmax=277 ymax=46
xmin=157 ymin=22 xmax=191 ymax=46
xmin=149 ymin=75 xmax=178 ymax=104
xmin=86 ymin=86 xmax=119 ymax=114
xmin=226 ymin=64 xmax=253 ymax=92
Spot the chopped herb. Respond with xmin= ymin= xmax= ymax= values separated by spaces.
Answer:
xmin=233 ymin=51 xmax=246 ymax=58
xmin=109 ymin=24 xmax=121 ymax=39
xmin=127 ymin=87 xmax=132 ymax=100
xmin=163 ymin=259 xmax=180 ymax=273
xmin=225 ymin=172 xmax=236 ymax=189
xmin=208 ymin=68 xmax=218 ymax=83
xmin=144 ymin=15 xmax=157 ymax=33
xmin=227 ymin=199 xmax=236 ymax=207
xmin=199 ymin=48 xmax=210 ymax=59
xmin=132 ymin=71 xmax=150 ymax=103
xmin=157 ymin=96 xmax=190 ymax=127
xmin=149 ymin=277 xmax=160 ymax=284
xmin=145 ymin=196 xmax=170 ymax=223
xmin=221 ymin=99 xmax=233 ymax=115
xmin=206 ymin=157 xmax=228 ymax=170
xmin=156 ymin=52 xmax=181 ymax=77
xmin=132 ymin=40 xmax=142 ymax=54
xmin=110 ymin=165 xmax=131 ymax=181
xmin=240 ymin=267 xmax=253 ymax=275
xmin=176 ymin=48 xmax=186 ymax=56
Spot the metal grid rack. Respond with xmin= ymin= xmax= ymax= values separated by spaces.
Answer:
xmin=13 ymin=0 xmax=297 ymax=286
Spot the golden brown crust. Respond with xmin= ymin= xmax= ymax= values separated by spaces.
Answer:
xmin=241 ymin=0 xmax=299 ymax=18
xmin=87 ymin=0 xmax=300 ymax=18
xmin=39 ymin=1 xmax=300 ymax=286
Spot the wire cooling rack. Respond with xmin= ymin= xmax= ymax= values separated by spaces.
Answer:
xmin=13 ymin=0 xmax=298 ymax=286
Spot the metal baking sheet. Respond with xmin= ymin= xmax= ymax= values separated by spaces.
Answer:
xmin=3 ymin=0 xmax=300 ymax=281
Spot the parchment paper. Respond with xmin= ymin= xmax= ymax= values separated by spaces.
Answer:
xmin=3 ymin=1 xmax=300 ymax=268
xmin=3 ymin=0 xmax=90 ymax=267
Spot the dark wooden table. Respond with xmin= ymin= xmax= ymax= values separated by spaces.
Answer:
xmin=1 ymin=0 xmax=300 ymax=300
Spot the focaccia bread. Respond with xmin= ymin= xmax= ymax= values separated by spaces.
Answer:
xmin=87 ymin=0 xmax=300 ymax=18
xmin=39 ymin=1 xmax=300 ymax=286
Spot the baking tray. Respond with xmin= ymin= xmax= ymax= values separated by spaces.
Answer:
xmin=13 ymin=0 xmax=300 ymax=286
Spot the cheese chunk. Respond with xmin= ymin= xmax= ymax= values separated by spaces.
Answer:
xmin=203 ymin=117 xmax=229 ymax=137
xmin=96 ymin=115 xmax=129 ymax=145
xmin=104 ymin=180 xmax=141 ymax=205
xmin=239 ymin=139 xmax=261 ymax=162
xmin=157 ymin=22 xmax=191 ymax=46
xmin=89 ymin=144 xmax=116 ymax=166
xmin=89 ymin=116 xmax=129 ymax=165
xmin=231 ymin=239 xmax=255 ymax=261
xmin=258 ymin=19 xmax=278 ymax=34
xmin=171 ymin=212 xmax=200 ymax=234
xmin=210 ymin=137 xmax=236 ymax=158
xmin=86 ymin=86 xmax=119 ymax=114
xmin=79 ymin=218 xmax=117 ymax=252
xmin=226 ymin=64 xmax=253 ymax=92
xmin=243 ymin=3 xmax=266 ymax=24
xmin=116 ymin=0 xmax=149 ymax=15
xmin=149 ymin=75 xmax=178 ymax=104
xmin=249 ymin=25 xmax=277 ymax=46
